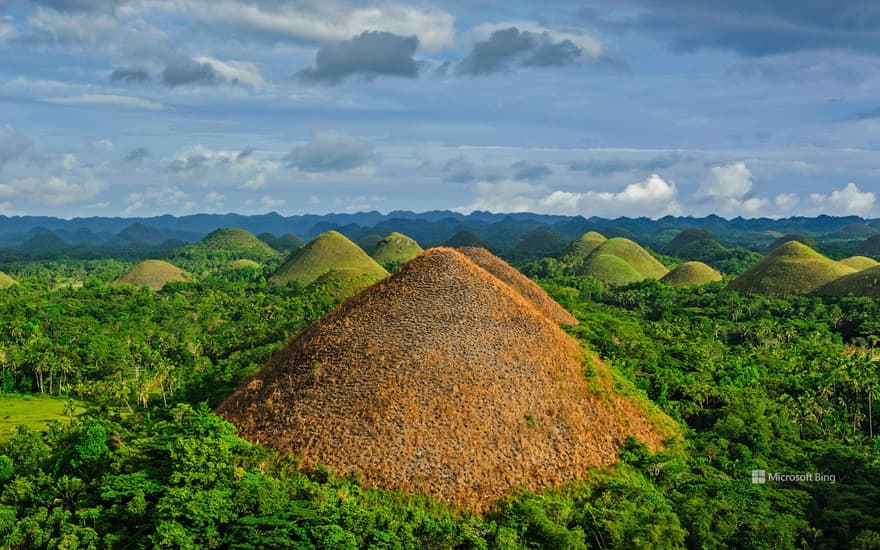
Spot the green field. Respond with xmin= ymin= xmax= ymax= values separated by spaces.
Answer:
xmin=0 ymin=395 xmax=85 ymax=441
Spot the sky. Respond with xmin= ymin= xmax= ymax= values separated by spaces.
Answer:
xmin=0 ymin=0 xmax=879 ymax=219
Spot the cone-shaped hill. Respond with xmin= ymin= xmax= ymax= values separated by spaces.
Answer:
xmin=181 ymin=228 xmax=277 ymax=261
xmin=259 ymin=232 xmax=305 ymax=253
xmin=661 ymin=262 xmax=722 ymax=287
xmin=562 ymin=231 xmax=607 ymax=263
xmin=444 ymin=229 xmax=490 ymax=249
xmin=839 ymin=256 xmax=879 ymax=271
xmin=579 ymin=238 xmax=668 ymax=285
xmin=269 ymin=231 xmax=388 ymax=286
xmin=662 ymin=228 xmax=727 ymax=260
xmin=727 ymin=241 xmax=855 ymax=297
xmin=218 ymin=248 xmax=666 ymax=510
xmin=815 ymin=265 xmax=880 ymax=298
xmin=513 ymin=227 xmax=568 ymax=258
xmin=115 ymin=260 xmax=191 ymax=290
xmin=370 ymin=232 xmax=423 ymax=270
xmin=0 ymin=271 xmax=17 ymax=289
xmin=458 ymin=247 xmax=578 ymax=325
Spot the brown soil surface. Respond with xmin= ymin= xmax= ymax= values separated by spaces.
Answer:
xmin=458 ymin=246 xmax=578 ymax=325
xmin=218 ymin=247 xmax=663 ymax=511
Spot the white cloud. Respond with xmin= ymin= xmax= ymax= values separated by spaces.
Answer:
xmin=700 ymin=161 xmax=752 ymax=200
xmin=62 ymin=154 xmax=77 ymax=170
xmin=0 ymin=201 xmax=21 ymax=216
xmin=260 ymin=195 xmax=285 ymax=211
xmin=193 ymin=56 xmax=265 ymax=90
xmin=774 ymin=193 xmax=799 ymax=211
xmin=45 ymin=94 xmax=164 ymax=111
xmin=807 ymin=182 xmax=876 ymax=216
xmin=122 ymin=186 xmax=190 ymax=215
xmin=0 ymin=175 xmax=103 ymax=205
xmin=168 ymin=144 xmax=280 ymax=188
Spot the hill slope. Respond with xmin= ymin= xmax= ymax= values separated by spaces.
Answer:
xmin=181 ymin=228 xmax=277 ymax=260
xmin=839 ymin=256 xmax=879 ymax=271
xmin=727 ymin=241 xmax=855 ymax=297
xmin=269 ymin=231 xmax=388 ymax=286
xmin=458 ymin=247 xmax=578 ymax=325
xmin=579 ymin=238 xmax=668 ymax=284
xmin=115 ymin=260 xmax=190 ymax=290
xmin=563 ymin=232 xmax=607 ymax=263
xmin=662 ymin=228 xmax=727 ymax=260
xmin=0 ymin=271 xmax=16 ymax=289
xmin=218 ymin=248 xmax=666 ymax=510
xmin=370 ymin=232 xmax=423 ymax=270
xmin=661 ymin=262 xmax=722 ymax=287
xmin=815 ymin=265 xmax=880 ymax=298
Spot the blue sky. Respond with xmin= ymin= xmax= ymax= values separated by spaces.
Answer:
xmin=0 ymin=0 xmax=878 ymax=219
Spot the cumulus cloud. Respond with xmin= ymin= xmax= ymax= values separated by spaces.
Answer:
xmin=297 ymin=31 xmax=420 ymax=85
xmin=123 ymin=147 xmax=150 ymax=162
xmin=456 ymin=27 xmax=586 ymax=75
xmin=110 ymin=67 xmax=151 ymax=83
xmin=699 ymin=161 xmax=753 ymax=200
xmin=122 ymin=186 xmax=190 ymax=215
xmin=44 ymin=94 xmax=164 ymax=110
xmin=511 ymin=161 xmax=551 ymax=181
xmin=283 ymin=130 xmax=377 ymax=173
xmin=193 ymin=56 xmax=265 ymax=89
xmin=0 ymin=125 xmax=31 ymax=169
xmin=442 ymin=155 xmax=478 ymax=183
xmin=161 ymin=58 xmax=217 ymax=86
xmin=807 ymin=182 xmax=876 ymax=216
xmin=0 ymin=174 xmax=102 ymax=205
xmin=167 ymin=144 xmax=279 ymax=189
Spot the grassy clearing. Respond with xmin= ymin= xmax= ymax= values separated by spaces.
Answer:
xmin=0 ymin=394 xmax=86 ymax=442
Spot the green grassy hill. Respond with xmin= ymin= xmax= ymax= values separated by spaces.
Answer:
xmin=580 ymin=253 xmax=645 ymax=286
xmin=661 ymin=261 xmax=722 ymax=287
xmin=182 ymin=228 xmax=277 ymax=260
xmin=269 ymin=231 xmax=388 ymax=286
xmin=513 ymin=227 xmax=568 ymax=259
xmin=662 ymin=228 xmax=728 ymax=260
xmin=563 ymin=232 xmax=607 ymax=263
xmin=580 ymin=238 xmax=668 ymax=284
xmin=259 ymin=232 xmax=305 ymax=253
xmin=839 ymin=256 xmax=879 ymax=271
xmin=115 ymin=260 xmax=191 ymax=290
xmin=308 ymin=267 xmax=385 ymax=300
xmin=0 ymin=271 xmax=16 ymax=289
xmin=766 ymin=234 xmax=820 ymax=254
xmin=727 ymin=241 xmax=855 ymax=297
xmin=370 ymin=232 xmax=423 ymax=270
xmin=815 ymin=265 xmax=880 ymax=298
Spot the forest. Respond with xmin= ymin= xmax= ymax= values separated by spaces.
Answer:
xmin=0 ymin=219 xmax=879 ymax=550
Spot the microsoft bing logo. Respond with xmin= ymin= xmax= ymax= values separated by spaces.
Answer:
xmin=751 ymin=470 xmax=766 ymax=484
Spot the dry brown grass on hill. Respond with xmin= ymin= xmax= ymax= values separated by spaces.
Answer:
xmin=217 ymin=247 xmax=665 ymax=511
xmin=458 ymin=246 xmax=578 ymax=325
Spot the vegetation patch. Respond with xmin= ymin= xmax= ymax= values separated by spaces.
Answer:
xmin=115 ymin=259 xmax=191 ymax=290
xmin=0 ymin=395 xmax=84 ymax=441
xmin=269 ymin=231 xmax=388 ymax=286
xmin=0 ymin=271 xmax=16 ymax=289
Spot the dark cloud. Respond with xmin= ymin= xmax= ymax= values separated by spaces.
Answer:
xmin=0 ymin=126 xmax=31 ymax=169
xmin=609 ymin=1 xmax=880 ymax=57
xmin=161 ymin=59 xmax=217 ymax=86
xmin=442 ymin=155 xmax=478 ymax=183
xmin=111 ymin=67 xmax=151 ymax=83
xmin=297 ymin=31 xmax=420 ymax=85
xmin=283 ymin=131 xmax=377 ymax=172
xmin=28 ymin=0 xmax=116 ymax=12
xmin=236 ymin=146 xmax=255 ymax=160
xmin=123 ymin=147 xmax=150 ymax=162
xmin=569 ymin=153 xmax=692 ymax=176
xmin=455 ymin=27 xmax=584 ymax=75
xmin=511 ymin=161 xmax=552 ymax=180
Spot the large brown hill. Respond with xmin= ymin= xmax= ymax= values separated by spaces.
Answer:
xmin=218 ymin=247 xmax=665 ymax=510
xmin=458 ymin=246 xmax=578 ymax=325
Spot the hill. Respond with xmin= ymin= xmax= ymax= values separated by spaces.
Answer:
xmin=661 ymin=262 xmax=722 ymax=287
xmin=727 ymin=241 xmax=855 ymax=297
xmin=662 ymin=228 xmax=728 ymax=260
xmin=269 ymin=231 xmax=388 ymax=286
xmin=358 ymin=234 xmax=384 ymax=253
xmin=579 ymin=238 xmax=668 ymax=285
xmin=0 ymin=271 xmax=16 ymax=289
xmin=444 ymin=229 xmax=490 ymax=249
xmin=230 ymin=259 xmax=261 ymax=270
xmin=180 ymin=228 xmax=277 ymax=261
xmin=839 ymin=256 xmax=879 ymax=271
xmin=458 ymin=247 xmax=578 ymax=325
xmin=862 ymin=234 xmax=880 ymax=256
xmin=115 ymin=260 xmax=191 ymax=290
xmin=563 ymin=231 xmax=607 ymax=263
xmin=766 ymin=234 xmax=820 ymax=254
xmin=513 ymin=227 xmax=568 ymax=259
xmin=815 ymin=265 xmax=880 ymax=298
xmin=258 ymin=232 xmax=304 ymax=253
xmin=217 ymin=248 xmax=667 ymax=511
xmin=370 ymin=232 xmax=423 ymax=270
xmin=308 ymin=267 xmax=384 ymax=300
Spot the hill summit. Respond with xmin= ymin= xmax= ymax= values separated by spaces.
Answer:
xmin=218 ymin=247 xmax=665 ymax=510
xmin=0 ymin=271 xmax=16 ymax=289
xmin=839 ymin=256 xmax=879 ymax=271
xmin=269 ymin=231 xmax=388 ymax=286
xmin=727 ymin=241 xmax=855 ymax=297
xmin=662 ymin=261 xmax=722 ymax=287
xmin=115 ymin=260 xmax=190 ymax=290
xmin=563 ymin=231 xmax=607 ymax=263
xmin=579 ymin=237 xmax=669 ymax=285
xmin=370 ymin=232 xmax=423 ymax=270
xmin=185 ymin=228 xmax=276 ymax=259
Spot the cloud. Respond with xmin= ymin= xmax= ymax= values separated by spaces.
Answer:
xmin=569 ymin=153 xmax=691 ymax=176
xmin=110 ymin=67 xmax=151 ymax=83
xmin=807 ymin=182 xmax=876 ymax=216
xmin=0 ymin=174 xmax=102 ymax=205
xmin=260 ymin=195 xmax=285 ymax=211
xmin=455 ymin=27 xmax=586 ymax=75
xmin=297 ymin=31 xmax=420 ymax=85
xmin=122 ymin=186 xmax=190 ymax=215
xmin=124 ymin=147 xmax=150 ymax=162
xmin=0 ymin=125 xmax=31 ymax=169
xmin=193 ymin=56 xmax=265 ymax=89
xmin=442 ymin=155 xmax=478 ymax=183
xmin=44 ymin=94 xmax=164 ymax=110
xmin=167 ymin=144 xmax=280 ymax=189
xmin=28 ymin=0 xmax=117 ymax=12
xmin=283 ymin=130 xmax=377 ymax=173
xmin=455 ymin=174 xmax=682 ymax=218
xmin=511 ymin=161 xmax=551 ymax=181
xmin=699 ymin=161 xmax=753 ymax=200
xmin=617 ymin=1 xmax=880 ymax=57
xmin=857 ymin=106 xmax=880 ymax=119
xmin=161 ymin=58 xmax=217 ymax=86
xmin=158 ymin=55 xmax=264 ymax=88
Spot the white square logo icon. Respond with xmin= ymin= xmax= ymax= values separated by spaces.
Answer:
xmin=752 ymin=470 xmax=766 ymax=484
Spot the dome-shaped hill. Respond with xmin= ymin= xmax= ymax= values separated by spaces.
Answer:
xmin=662 ymin=228 xmax=727 ymax=260
xmin=862 ymin=234 xmax=880 ymax=256
xmin=259 ymin=232 xmax=305 ymax=253
xmin=839 ymin=256 xmax=879 ymax=271
xmin=184 ymin=228 xmax=277 ymax=260
xmin=727 ymin=241 xmax=855 ymax=297
xmin=230 ymin=259 xmax=261 ymax=270
xmin=458 ymin=247 xmax=578 ymax=325
xmin=0 ymin=271 xmax=17 ymax=289
xmin=444 ymin=229 xmax=490 ymax=249
xmin=832 ymin=223 xmax=877 ymax=238
xmin=579 ymin=238 xmax=668 ymax=284
xmin=513 ymin=227 xmax=568 ymax=258
xmin=766 ymin=234 xmax=820 ymax=254
xmin=269 ymin=231 xmax=388 ymax=286
xmin=661 ymin=261 xmax=722 ymax=287
xmin=370 ymin=232 xmax=423 ymax=270
xmin=563 ymin=231 xmax=607 ymax=263
xmin=115 ymin=260 xmax=191 ymax=290
xmin=217 ymin=248 xmax=667 ymax=511
xmin=815 ymin=265 xmax=880 ymax=298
